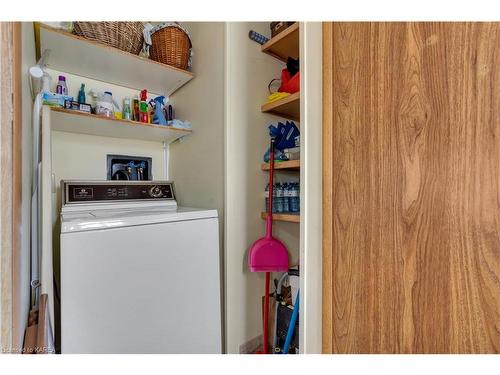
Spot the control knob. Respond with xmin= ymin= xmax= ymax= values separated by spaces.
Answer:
xmin=149 ymin=185 xmax=163 ymax=198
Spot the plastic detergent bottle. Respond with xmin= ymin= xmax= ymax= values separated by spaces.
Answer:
xmin=282 ymin=182 xmax=290 ymax=213
xmin=275 ymin=183 xmax=284 ymax=213
xmin=95 ymin=91 xmax=114 ymax=118
xmin=56 ymin=75 xmax=68 ymax=95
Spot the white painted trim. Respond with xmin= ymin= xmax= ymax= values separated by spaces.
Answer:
xmin=223 ymin=21 xmax=230 ymax=355
xmin=299 ymin=22 xmax=323 ymax=354
xmin=40 ymin=106 xmax=55 ymax=332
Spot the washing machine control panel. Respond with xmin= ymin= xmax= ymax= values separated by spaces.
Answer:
xmin=63 ymin=181 xmax=175 ymax=204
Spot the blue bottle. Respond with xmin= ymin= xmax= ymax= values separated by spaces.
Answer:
xmin=290 ymin=182 xmax=300 ymax=213
xmin=282 ymin=182 xmax=290 ymax=212
xmin=275 ymin=183 xmax=283 ymax=213
xmin=152 ymin=95 xmax=168 ymax=125
xmin=272 ymin=184 xmax=278 ymax=213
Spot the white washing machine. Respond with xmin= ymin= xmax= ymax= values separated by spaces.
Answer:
xmin=59 ymin=180 xmax=221 ymax=354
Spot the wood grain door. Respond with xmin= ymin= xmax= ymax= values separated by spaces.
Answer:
xmin=322 ymin=22 xmax=500 ymax=353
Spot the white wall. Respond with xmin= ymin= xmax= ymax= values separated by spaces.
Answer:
xmin=167 ymin=21 xmax=226 ymax=349
xmin=51 ymin=132 xmax=165 ymax=208
xmin=169 ymin=22 xmax=225 ymax=213
xmin=224 ymin=22 xmax=300 ymax=353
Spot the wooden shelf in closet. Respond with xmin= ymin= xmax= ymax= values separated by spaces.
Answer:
xmin=261 ymin=23 xmax=299 ymax=62
xmin=261 ymin=160 xmax=300 ymax=171
xmin=261 ymin=212 xmax=300 ymax=223
xmin=48 ymin=106 xmax=191 ymax=143
xmin=37 ymin=24 xmax=194 ymax=96
xmin=261 ymin=92 xmax=300 ymax=121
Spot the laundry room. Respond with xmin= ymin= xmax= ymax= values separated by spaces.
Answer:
xmin=1 ymin=20 xmax=322 ymax=355
xmin=3 ymin=4 xmax=500 ymax=373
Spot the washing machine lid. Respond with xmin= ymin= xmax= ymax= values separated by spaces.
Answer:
xmin=61 ymin=206 xmax=218 ymax=234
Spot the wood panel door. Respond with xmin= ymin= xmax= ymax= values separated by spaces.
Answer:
xmin=322 ymin=22 xmax=500 ymax=353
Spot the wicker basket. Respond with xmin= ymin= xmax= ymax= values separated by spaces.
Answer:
xmin=73 ymin=22 xmax=144 ymax=55
xmin=149 ymin=24 xmax=191 ymax=70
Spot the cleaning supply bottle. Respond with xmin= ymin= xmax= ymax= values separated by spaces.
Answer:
xmin=95 ymin=91 xmax=114 ymax=118
xmin=152 ymin=96 xmax=167 ymax=125
xmin=56 ymin=75 xmax=68 ymax=95
xmin=122 ymin=97 xmax=132 ymax=120
xmin=139 ymin=89 xmax=149 ymax=123
xmin=77 ymin=83 xmax=86 ymax=104
xmin=132 ymin=96 xmax=140 ymax=121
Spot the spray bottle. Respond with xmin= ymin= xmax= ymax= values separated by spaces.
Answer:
xmin=151 ymin=95 xmax=167 ymax=125
xmin=139 ymin=89 xmax=149 ymax=123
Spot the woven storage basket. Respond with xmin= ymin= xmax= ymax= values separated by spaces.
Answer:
xmin=73 ymin=22 xmax=144 ymax=55
xmin=150 ymin=24 xmax=191 ymax=70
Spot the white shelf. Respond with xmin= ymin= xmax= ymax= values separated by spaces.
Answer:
xmin=48 ymin=106 xmax=191 ymax=143
xmin=38 ymin=24 xmax=194 ymax=96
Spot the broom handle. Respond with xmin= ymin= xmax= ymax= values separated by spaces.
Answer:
xmin=263 ymin=271 xmax=270 ymax=354
xmin=266 ymin=138 xmax=275 ymax=237
xmin=263 ymin=138 xmax=275 ymax=353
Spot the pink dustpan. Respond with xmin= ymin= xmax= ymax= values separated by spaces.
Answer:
xmin=248 ymin=224 xmax=289 ymax=272
xmin=248 ymin=138 xmax=289 ymax=272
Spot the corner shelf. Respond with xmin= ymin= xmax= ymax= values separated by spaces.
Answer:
xmin=261 ymin=23 xmax=299 ymax=62
xmin=261 ymin=212 xmax=300 ymax=223
xmin=261 ymin=160 xmax=300 ymax=171
xmin=47 ymin=106 xmax=191 ymax=143
xmin=38 ymin=24 xmax=194 ymax=96
xmin=261 ymin=92 xmax=300 ymax=121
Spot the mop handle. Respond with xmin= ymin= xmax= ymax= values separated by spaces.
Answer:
xmin=266 ymin=138 xmax=275 ymax=236
xmin=283 ymin=290 xmax=300 ymax=354
xmin=263 ymin=272 xmax=270 ymax=354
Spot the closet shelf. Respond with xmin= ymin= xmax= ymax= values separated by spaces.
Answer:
xmin=261 ymin=212 xmax=300 ymax=223
xmin=261 ymin=92 xmax=300 ymax=121
xmin=261 ymin=23 xmax=299 ymax=62
xmin=47 ymin=106 xmax=191 ymax=143
xmin=38 ymin=24 xmax=194 ymax=96
xmin=261 ymin=160 xmax=300 ymax=171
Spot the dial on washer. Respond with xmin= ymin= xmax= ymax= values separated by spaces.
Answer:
xmin=149 ymin=185 xmax=163 ymax=198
